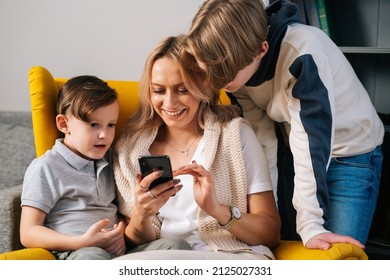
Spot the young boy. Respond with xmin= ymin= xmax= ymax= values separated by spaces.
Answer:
xmin=182 ymin=0 xmax=384 ymax=250
xmin=20 ymin=75 xmax=126 ymax=259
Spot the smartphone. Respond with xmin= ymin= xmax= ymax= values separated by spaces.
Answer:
xmin=138 ymin=155 xmax=173 ymax=189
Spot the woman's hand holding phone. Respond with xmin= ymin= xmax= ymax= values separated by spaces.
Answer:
xmin=132 ymin=155 xmax=183 ymax=217
xmin=138 ymin=155 xmax=174 ymax=189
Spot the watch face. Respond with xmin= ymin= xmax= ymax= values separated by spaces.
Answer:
xmin=231 ymin=207 xmax=241 ymax=219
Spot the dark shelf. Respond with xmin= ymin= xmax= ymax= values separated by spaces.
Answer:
xmin=365 ymin=240 xmax=390 ymax=260
xmin=339 ymin=47 xmax=390 ymax=54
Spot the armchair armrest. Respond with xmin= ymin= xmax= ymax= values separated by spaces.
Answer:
xmin=1 ymin=241 xmax=368 ymax=260
xmin=274 ymin=240 xmax=368 ymax=260
xmin=0 ymin=185 xmax=24 ymax=253
xmin=0 ymin=248 xmax=56 ymax=260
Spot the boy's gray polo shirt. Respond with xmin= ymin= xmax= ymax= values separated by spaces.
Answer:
xmin=21 ymin=139 xmax=118 ymax=236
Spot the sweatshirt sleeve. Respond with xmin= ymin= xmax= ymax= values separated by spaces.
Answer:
xmin=231 ymin=88 xmax=279 ymax=197
xmin=288 ymin=54 xmax=334 ymax=244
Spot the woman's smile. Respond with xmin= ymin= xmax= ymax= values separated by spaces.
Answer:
xmin=162 ymin=108 xmax=187 ymax=118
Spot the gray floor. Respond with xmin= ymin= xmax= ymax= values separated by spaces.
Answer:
xmin=0 ymin=111 xmax=35 ymax=190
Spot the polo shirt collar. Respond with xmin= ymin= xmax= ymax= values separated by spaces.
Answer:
xmin=53 ymin=139 xmax=108 ymax=170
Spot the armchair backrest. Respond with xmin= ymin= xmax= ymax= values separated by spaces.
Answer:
xmin=28 ymin=66 xmax=231 ymax=158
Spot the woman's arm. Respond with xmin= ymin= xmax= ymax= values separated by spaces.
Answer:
xmin=214 ymin=191 xmax=281 ymax=248
xmin=123 ymin=216 xmax=157 ymax=248
xmin=176 ymin=162 xmax=281 ymax=248
xmin=123 ymin=172 xmax=183 ymax=248
xmin=211 ymin=122 xmax=280 ymax=247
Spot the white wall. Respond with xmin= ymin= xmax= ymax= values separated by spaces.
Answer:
xmin=0 ymin=0 xmax=204 ymax=112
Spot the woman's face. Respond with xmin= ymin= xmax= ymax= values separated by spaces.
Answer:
xmin=150 ymin=57 xmax=201 ymax=130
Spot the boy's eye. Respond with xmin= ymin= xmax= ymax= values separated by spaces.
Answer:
xmin=90 ymin=123 xmax=99 ymax=128
xmin=108 ymin=123 xmax=116 ymax=128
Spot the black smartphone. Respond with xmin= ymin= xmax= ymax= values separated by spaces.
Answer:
xmin=138 ymin=155 xmax=173 ymax=189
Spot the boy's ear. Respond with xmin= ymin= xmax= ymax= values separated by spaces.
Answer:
xmin=56 ymin=114 xmax=70 ymax=134
xmin=257 ymin=41 xmax=269 ymax=59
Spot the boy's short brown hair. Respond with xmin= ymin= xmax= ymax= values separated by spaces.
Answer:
xmin=57 ymin=75 xmax=118 ymax=122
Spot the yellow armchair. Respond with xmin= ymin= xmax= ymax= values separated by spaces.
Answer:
xmin=0 ymin=66 xmax=368 ymax=260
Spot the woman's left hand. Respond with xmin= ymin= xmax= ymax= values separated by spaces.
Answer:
xmin=174 ymin=161 xmax=219 ymax=214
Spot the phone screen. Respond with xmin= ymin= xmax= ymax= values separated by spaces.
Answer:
xmin=138 ymin=155 xmax=173 ymax=189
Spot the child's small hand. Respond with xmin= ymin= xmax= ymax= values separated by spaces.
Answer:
xmin=103 ymin=220 xmax=126 ymax=256
xmin=83 ymin=219 xmax=125 ymax=256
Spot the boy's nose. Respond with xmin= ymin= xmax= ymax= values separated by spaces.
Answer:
xmin=98 ymin=130 xmax=107 ymax=139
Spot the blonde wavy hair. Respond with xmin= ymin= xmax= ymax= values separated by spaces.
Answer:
xmin=124 ymin=35 xmax=240 ymax=138
xmin=182 ymin=0 xmax=268 ymax=91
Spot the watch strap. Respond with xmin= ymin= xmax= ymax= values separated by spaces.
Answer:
xmin=219 ymin=206 xmax=240 ymax=230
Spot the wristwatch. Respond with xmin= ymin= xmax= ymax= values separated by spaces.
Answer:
xmin=220 ymin=206 xmax=242 ymax=230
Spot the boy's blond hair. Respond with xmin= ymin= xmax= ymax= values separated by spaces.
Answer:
xmin=183 ymin=0 xmax=268 ymax=91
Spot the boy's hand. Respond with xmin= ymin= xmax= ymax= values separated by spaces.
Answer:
xmin=83 ymin=219 xmax=126 ymax=256
xmin=103 ymin=220 xmax=126 ymax=256
xmin=306 ymin=232 xmax=365 ymax=250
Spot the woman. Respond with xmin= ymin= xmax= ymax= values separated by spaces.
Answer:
xmin=114 ymin=35 xmax=280 ymax=260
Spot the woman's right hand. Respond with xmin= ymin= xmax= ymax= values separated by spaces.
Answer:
xmin=132 ymin=171 xmax=182 ymax=218
xmin=124 ymin=171 xmax=182 ymax=246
